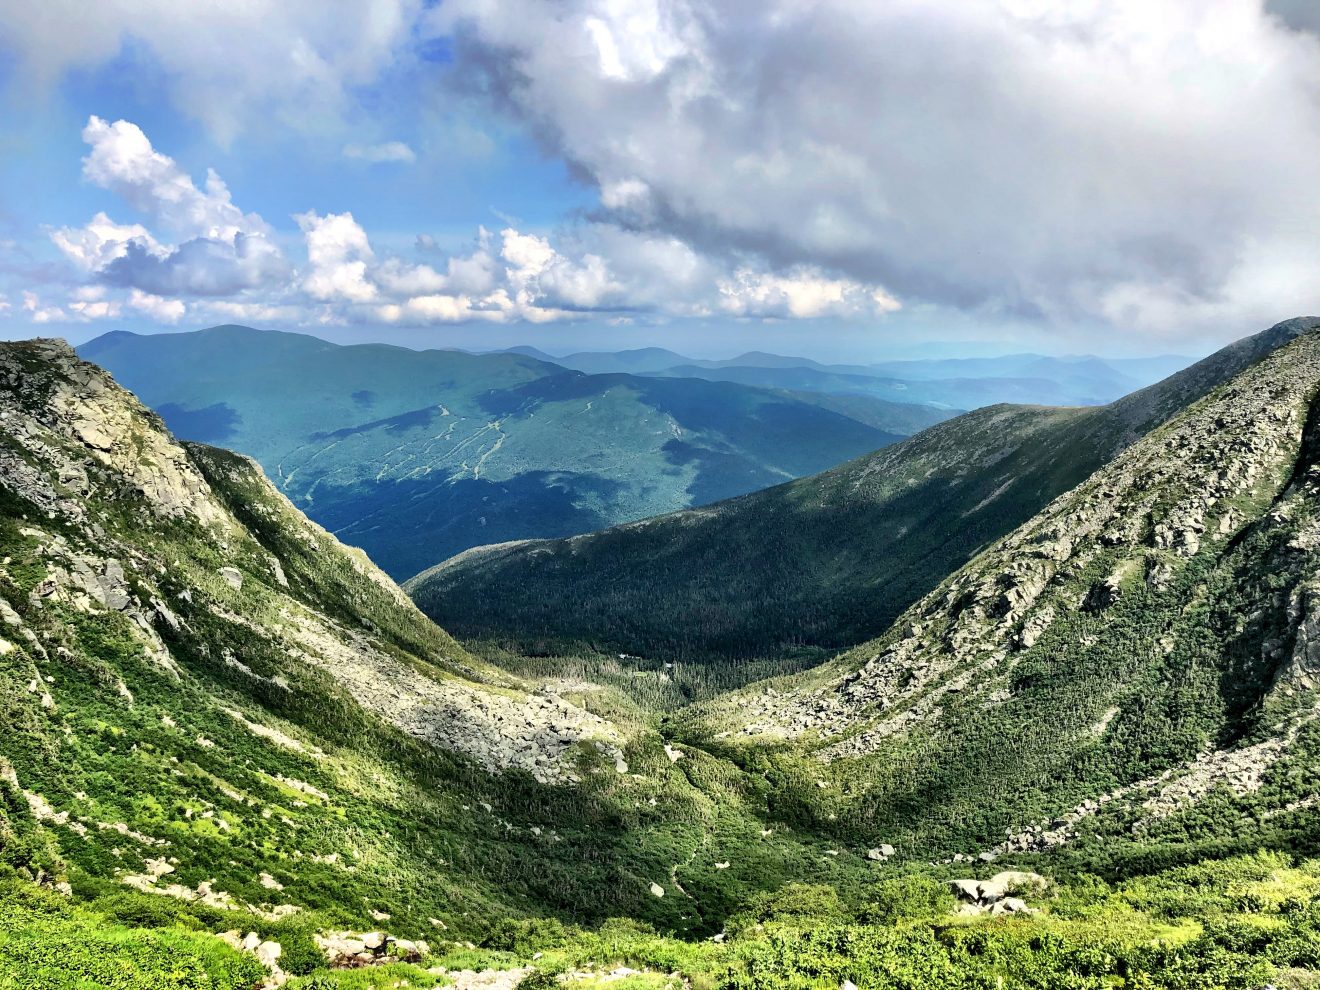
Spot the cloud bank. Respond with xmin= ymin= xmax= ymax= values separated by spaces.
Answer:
xmin=433 ymin=0 xmax=1320 ymax=335
xmin=0 ymin=0 xmax=423 ymax=140
xmin=40 ymin=117 xmax=897 ymax=328
xmin=7 ymin=1 xmax=1320 ymax=341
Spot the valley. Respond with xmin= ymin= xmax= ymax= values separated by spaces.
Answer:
xmin=413 ymin=318 xmax=1316 ymax=672
xmin=4 ymin=3 xmax=1315 ymax=987
xmin=4 ymin=321 xmax=1320 ymax=989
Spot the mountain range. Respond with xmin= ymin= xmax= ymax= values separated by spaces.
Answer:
xmin=6 ymin=320 xmax=1320 ymax=988
xmin=508 ymin=346 xmax=1192 ymax=409
xmin=80 ymin=325 xmax=929 ymax=581
xmin=411 ymin=319 xmax=1314 ymax=668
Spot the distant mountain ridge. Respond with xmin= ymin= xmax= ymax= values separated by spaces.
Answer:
xmin=513 ymin=345 xmax=1191 ymax=409
xmin=79 ymin=325 xmax=915 ymax=580
xmin=410 ymin=318 xmax=1316 ymax=665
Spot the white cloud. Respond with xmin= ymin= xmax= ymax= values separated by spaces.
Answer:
xmin=128 ymin=289 xmax=186 ymax=324
xmin=434 ymin=0 xmax=1320 ymax=336
xmin=51 ymin=118 xmax=288 ymax=300
xmin=343 ymin=141 xmax=416 ymax=164
xmin=296 ymin=211 xmax=379 ymax=303
xmin=68 ymin=298 xmax=122 ymax=320
xmin=0 ymin=1 xmax=424 ymax=140
xmin=102 ymin=234 xmax=289 ymax=297
xmin=191 ymin=300 xmax=305 ymax=325
xmin=81 ymin=117 xmax=270 ymax=241
xmin=718 ymin=269 xmax=902 ymax=320
xmin=29 ymin=114 xmax=905 ymax=331
xmin=22 ymin=291 xmax=69 ymax=324
xmin=50 ymin=212 xmax=165 ymax=272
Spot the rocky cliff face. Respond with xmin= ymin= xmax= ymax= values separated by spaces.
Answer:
xmin=681 ymin=321 xmax=1320 ymax=853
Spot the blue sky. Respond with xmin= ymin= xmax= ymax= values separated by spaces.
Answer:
xmin=2 ymin=1 xmax=1319 ymax=361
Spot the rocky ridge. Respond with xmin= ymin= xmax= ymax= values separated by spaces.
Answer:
xmin=708 ymin=325 xmax=1320 ymax=750
xmin=0 ymin=339 xmax=624 ymax=784
xmin=669 ymin=320 xmax=1320 ymax=856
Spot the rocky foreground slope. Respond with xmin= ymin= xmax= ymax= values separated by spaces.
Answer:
xmin=679 ymin=319 xmax=1320 ymax=858
xmin=0 ymin=339 xmax=622 ymax=783
xmin=0 ymin=340 xmax=753 ymax=952
xmin=411 ymin=317 xmax=1320 ymax=665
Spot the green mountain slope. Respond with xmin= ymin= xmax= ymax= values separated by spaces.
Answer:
xmin=679 ymin=319 xmax=1320 ymax=863
xmin=10 ymin=338 xmax=1320 ymax=988
xmin=79 ymin=326 xmax=907 ymax=581
xmin=0 ymin=338 xmax=1011 ymax=986
xmin=0 ymin=340 xmax=662 ymax=914
xmin=410 ymin=318 xmax=1320 ymax=665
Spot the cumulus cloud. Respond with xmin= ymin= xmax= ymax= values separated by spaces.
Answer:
xmin=22 ymin=291 xmax=69 ymax=324
xmin=81 ymin=117 xmax=272 ymax=241
xmin=50 ymin=212 xmax=164 ymax=272
xmin=51 ymin=117 xmax=288 ymax=303
xmin=98 ymin=234 xmax=289 ymax=297
xmin=718 ymin=269 xmax=903 ymax=320
xmin=0 ymin=1 xmax=423 ymax=139
xmin=343 ymin=141 xmax=417 ymax=163
xmin=292 ymin=216 xmax=902 ymax=326
xmin=434 ymin=0 xmax=1320 ymax=335
xmin=28 ymin=114 xmax=902 ymax=330
xmin=128 ymin=289 xmax=186 ymax=323
xmin=296 ymin=211 xmax=379 ymax=303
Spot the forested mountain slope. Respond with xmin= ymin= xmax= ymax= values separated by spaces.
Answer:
xmin=681 ymin=320 xmax=1320 ymax=863
xmin=81 ymin=325 xmax=906 ymax=581
xmin=0 ymin=340 xmax=830 ymax=961
xmin=411 ymin=318 xmax=1320 ymax=664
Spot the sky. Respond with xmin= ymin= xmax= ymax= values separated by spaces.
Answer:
xmin=1 ymin=1 xmax=1319 ymax=361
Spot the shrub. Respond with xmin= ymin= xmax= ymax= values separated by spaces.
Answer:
xmin=515 ymin=970 xmax=562 ymax=990
xmin=482 ymin=916 xmax=572 ymax=955
xmin=860 ymin=875 xmax=954 ymax=925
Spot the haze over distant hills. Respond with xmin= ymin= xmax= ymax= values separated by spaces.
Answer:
xmin=507 ymin=345 xmax=1193 ymax=408
xmin=79 ymin=325 xmax=921 ymax=580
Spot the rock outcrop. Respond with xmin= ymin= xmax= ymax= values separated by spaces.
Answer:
xmin=705 ymin=324 xmax=1320 ymax=758
xmin=0 ymin=339 xmax=625 ymax=785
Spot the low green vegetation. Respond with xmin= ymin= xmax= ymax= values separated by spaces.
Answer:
xmin=0 ymin=873 xmax=265 ymax=990
xmin=12 ymin=852 xmax=1320 ymax=988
